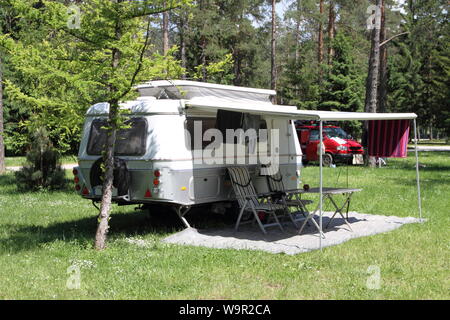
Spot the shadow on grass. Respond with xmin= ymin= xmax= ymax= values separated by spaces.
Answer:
xmin=0 ymin=174 xmax=16 ymax=186
xmin=0 ymin=174 xmax=79 ymax=195
xmin=0 ymin=204 xmax=237 ymax=254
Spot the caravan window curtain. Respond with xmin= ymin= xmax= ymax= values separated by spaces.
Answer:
xmin=368 ymin=119 xmax=410 ymax=158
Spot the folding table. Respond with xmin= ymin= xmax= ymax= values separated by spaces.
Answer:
xmin=298 ymin=187 xmax=362 ymax=235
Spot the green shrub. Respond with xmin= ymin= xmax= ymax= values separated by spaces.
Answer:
xmin=15 ymin=128 xmax=66 ymax=191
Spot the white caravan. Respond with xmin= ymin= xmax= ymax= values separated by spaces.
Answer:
xmin=74 ymin=80 xmax=304 ymax=225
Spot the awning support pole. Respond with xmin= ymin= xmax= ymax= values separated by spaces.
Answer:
xmin=319 ymin=120 xmax=323 ymax=250
xmin=413 ymin=119 xmax=423 ymax=221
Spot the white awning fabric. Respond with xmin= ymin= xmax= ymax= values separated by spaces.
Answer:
xmin=185 ymin=97 xmax=417 ymax=121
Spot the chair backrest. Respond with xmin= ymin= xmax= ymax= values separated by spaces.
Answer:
xmin=227 ymin=167 xmax=259 ymax=208
xmin=265 ymin=167 xmax=285 ymax=193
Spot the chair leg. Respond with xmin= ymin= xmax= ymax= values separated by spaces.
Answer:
xmin=235 ymin=201 xmax=248 ymax=232
xmin=271 ymin=211 xmax=284 ymax=232
xmin=287 ymin=209 xmax=298 ymax=229
xmin=252 ymin=209 xmax=267 ymax=235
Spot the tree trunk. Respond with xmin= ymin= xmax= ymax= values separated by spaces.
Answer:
xmin=271 ymin=0 xmax=277 ymax=92
xmin=200 ymin=36 xmax=207 ymax=81
xmin=0 ymin=56 xmax=5 ymax=174
xmin=94 ymin=104 xmax=117 ymax=250
xmin=162 ymin=3 xmax=169 ymax=55
xmin=327 ymin=1 xmax=335 ymax=66
xmin=294 ymin=0 xmax=301 ymax=65
xmin=378 ymin=0 xmax=387 ymax=113
xmin=179 ymin=16 xmax=187 ymax=79
xmin=364 ymin=0 xmax=382 ymax=167
xmin=94 ymin=19 xmax=122 ymax=250
xmin=318 ymin=0 xmax=324 ymax=79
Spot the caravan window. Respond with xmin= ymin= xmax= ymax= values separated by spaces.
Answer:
xmin=185 ymin=117 xmax=217 ymax=150
xmin=87 ymin=118 xmax=147 ymax=156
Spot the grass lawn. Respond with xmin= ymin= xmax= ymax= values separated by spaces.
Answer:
xmin=0 ymin=152 xmax=448 ymax=299
xmin=5 ymin=155 xmax=78 ymax=167
xmin=409 ymin=139 xmax=450 ymax=147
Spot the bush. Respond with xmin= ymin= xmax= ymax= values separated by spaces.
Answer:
xmin=15 ymin=128 xmax=66 ymax=191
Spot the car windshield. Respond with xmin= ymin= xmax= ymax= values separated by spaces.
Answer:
xmin=324 ymin=127 xmax=349 ymax=139
xmin=309 ymin=127 xmax=350 ymax=140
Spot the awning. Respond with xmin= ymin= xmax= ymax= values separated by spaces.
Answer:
xmin=185 ymin=97 xmax=417 ymax=121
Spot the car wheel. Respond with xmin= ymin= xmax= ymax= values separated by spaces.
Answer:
xmin=322 ymin=153 xmax=333 ymax=167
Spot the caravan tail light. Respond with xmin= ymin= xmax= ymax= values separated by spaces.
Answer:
xmin=154 ymin=170 xmax=161 ymax=178
xmin=73 ymin=168 xmax=80 ymax=186
xmin=153 ymin=179 xmax=160 ymax=186
xmin=82 ymin=186 xmax=89 ymax=196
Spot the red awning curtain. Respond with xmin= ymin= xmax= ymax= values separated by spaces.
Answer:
xmin=368 ymin=120 xmax=410 ymax=158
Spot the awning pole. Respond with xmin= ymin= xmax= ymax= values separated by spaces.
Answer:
xmin=319 ymin=120 xmax=323 ymax=250
xmin=413 ymin=119 xmax=423 ymax=221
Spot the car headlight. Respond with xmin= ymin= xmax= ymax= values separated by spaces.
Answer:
xmin=336 ymin=146 xmax=348 ymax=151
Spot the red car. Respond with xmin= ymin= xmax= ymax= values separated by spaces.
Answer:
xmin=296 ymin=123 xmax=364 ymax=166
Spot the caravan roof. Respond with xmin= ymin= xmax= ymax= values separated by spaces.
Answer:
xmin=86 ymin=80 xmax=417 ymax=121
xmin=136 ymin=80 xmax=276 ymax=102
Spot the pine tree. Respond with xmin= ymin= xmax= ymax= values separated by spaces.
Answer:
xmin=3 ymin=0 xmax=189 ymax=250
xmin=15 ymin=127 xmax=66 ymax=191
xmin=319 ymin=32 xmax=364 ymax=135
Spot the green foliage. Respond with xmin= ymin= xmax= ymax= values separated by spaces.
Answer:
xmin=319 ymin=32 xmax=364 ymax=136
xmin=192 ymin=53 xmax=234 ymax=84
xmin=319 ymin=33 xmax=364 ymax=112
xmin=15 ymin=127 xmax=66 ymax=191
xmin=0 ymin=0 xmax=449 ymax=154
xmin=387 ymin=0 xmax=449 ymax=137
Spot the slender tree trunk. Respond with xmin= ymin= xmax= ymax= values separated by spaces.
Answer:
xmin=94 ymin=102 xmax=117 ymax=250
xmin=294 ymin=0 xmax=301 ymax=65
xmin=198 ymin=0 xmax=207 ymax=81
xmin=327 ymin=0 xmax=335 ymax=66
xmin=378 ymin=0 xmax=387 ymax=113
xmin=317 ymin=0 xmax=324 ymax=79
xmin=200 ymin=36 xmax=207 ymax=81
xmin=364 ymin=0 xmax=382 ymax=167
xmin=365 ymin=0 xmax=381 ymax=114
xmin=0 ymin=56 xmax=5 ymax=174
xmin=271 ymin=0 xmax=277 ymax=92
xmin=94 ymin=18 xmax=122 ymax=250
xmin=179 ymin=16 xmax=187 ymax=79
xmin=162 ymin=3 xmax=169 ymax=55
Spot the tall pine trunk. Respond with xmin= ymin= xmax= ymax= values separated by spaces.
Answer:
xmin=327 ymin=1 xmax=335 ymax=66
xmin=364 ymin=0 xmax=382 ymax=167
xmin=271 ymin=0 xmax=277 ymax=92
xmin=317 ymin=0 xmax=324 ymax=80
xmin=162 ymin=4 xmax=169 ymax=55
xmin=179 ymin=16 xmax=187 ymax=79
xmin=378 ymin=0 xmax=387 ymax=113
xmin=0 ymin=56 xmax=4 ymax=174
xmin=294 ymin=0 xmax=301 ymax=65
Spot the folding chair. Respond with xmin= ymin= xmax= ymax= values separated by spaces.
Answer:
xmin=265 ymin=168 xmax=314 ymax=228
xmin=227 ymin=167 xmax=285 ymax=235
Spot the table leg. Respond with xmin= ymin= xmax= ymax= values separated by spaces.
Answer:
xmin=325 ymin=194 xmax=353 ymax=231
xmin=298 ymin=201 xmax=325 ymax=238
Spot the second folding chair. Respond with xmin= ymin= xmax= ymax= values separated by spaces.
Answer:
xmin=227 ymin=167 xmax=285 ymax=235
